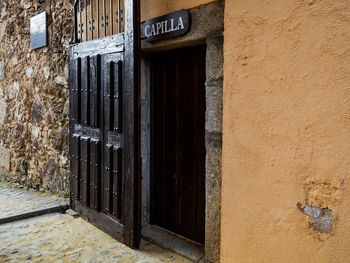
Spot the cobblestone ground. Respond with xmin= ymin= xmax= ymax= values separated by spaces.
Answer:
xmin=0 ymin=213 xmax=191 ymax=263
xmin=0 ymin=184 xmax=68 ymax=219
xmin=0 ymin=185 xmax=191 ymax=262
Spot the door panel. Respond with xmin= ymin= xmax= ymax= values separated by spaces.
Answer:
xmin=81 ymin=56 xmax=90 ymax=126
xmin=89 ymin=55 xmax=100 ymax=128
xmin=89 ymin=139 xmax=101 ymax=210
xmin=69 ymin=0 xmax=140 ymax=248
xmin=71 ymin=134 xmax=80 ymax=201
xmin=112 ymin=147 xmax=122 ymax=219
xmin=151 ymin=46 xmax=206 ymax=244
xmin=79 ymin=136 xmax=90 ymax=205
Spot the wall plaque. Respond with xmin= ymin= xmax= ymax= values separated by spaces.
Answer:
xmin=143 ymin=10 xmax=191 ymax=42
xmin=30 ymin=12 xmax=47 ymax=50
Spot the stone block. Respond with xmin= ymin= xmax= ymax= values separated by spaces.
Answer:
xmin=43 ymin=158 xmax=62 ymax=191
xmin=26 ymin=67 xmax=33 ymax=78
xmin=0 ymin=146 xmax=10 ymax=172
xmin=206 ymin=35 xmax=223 ymax=82
xmin=31 ymin=126 xmax=41 ymax=138
xmin=206 ymin=85 xmax=223 ymax=134
xmin=31 ymin=102 xmax=43 ymax=123
xmin=7 ymin=82 xmax=19 ymax=100
xmin=43 ymin=66 xmax=50 ymax=80
xmin=0 ymin=61 xmax=4 ymax=80
xmin=205 ymin=139 xmax=222 ymax=263
xmin=53 ymin=128 xmax=69 ymax=152
xmin=55 ymin=76 xmax=68 ymax=86
xmin=0 ymin=100 xmax=8 ymax=125
xmin=21 ymin=0 xmax=32 ymax=9
xmin=63 ymin=99 xmax=69 ymax=115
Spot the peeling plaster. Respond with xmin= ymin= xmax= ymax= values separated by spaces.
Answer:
xmin=298 ymin=202 xmax=333 ymax=234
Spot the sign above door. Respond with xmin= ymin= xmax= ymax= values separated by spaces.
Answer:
xmin=142 ymin=10 xmax=191 ymax=42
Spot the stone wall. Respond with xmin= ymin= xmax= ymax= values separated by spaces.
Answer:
xmin=0 ymin=0 xmax=73 ymax=195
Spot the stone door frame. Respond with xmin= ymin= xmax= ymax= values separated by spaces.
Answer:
xmin=139 ymin=1 xmax=224 ymax=262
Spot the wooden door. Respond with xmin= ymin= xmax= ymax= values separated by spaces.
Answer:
xmin=151 ymin=46 xmax=206 ymax=244
xmin=69 ymin=0 xmax=140 ymax=248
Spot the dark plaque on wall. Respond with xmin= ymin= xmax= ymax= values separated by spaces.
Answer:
xmin=30 ymin=12 xmax=47 ymax=50
xmin=143 ymin=10 xmax=191 ymax=42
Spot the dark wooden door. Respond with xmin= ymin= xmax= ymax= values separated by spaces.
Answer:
xmin=69 ymin=0 xmax=140 ymax=248
xmin=151 ymin=46 xmax=206 ymax=244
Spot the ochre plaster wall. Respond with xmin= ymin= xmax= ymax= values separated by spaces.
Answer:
xmin=141 ymin=0 xmax=217 ymax=21
xmin=222 ymin=0 xmax=350 ymax=262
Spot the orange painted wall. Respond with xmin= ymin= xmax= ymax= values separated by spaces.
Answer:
xmin=141 ymin=0 xmax=217 ymax=21
xmin=221 ymin=0 xmax=350 ymax=262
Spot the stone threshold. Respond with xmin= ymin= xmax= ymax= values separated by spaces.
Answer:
xmin=142 ymin=224 xmax=205 ymax=262
xmin=0 ymin=183 xmax=69 ymax=225
xmin=0 ymin=205 xmax=69 ymax=224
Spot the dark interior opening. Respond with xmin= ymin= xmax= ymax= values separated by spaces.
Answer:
xmin=150 ymin=45 xmax=206 ymax=244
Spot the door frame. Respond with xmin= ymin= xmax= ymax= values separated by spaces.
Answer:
xmin=139 ymin=1 xmax=224 ymax=262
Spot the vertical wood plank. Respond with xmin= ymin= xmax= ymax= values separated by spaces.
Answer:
xmin=117 ymin=0 xmax=121 ymax=33
xmin=90 ymin=139 xmax=101 ymax=210
xmin=174 ymin=57 xmax=181 ymax=232
xmin=71 ymin=135 xmax=80 ymax=201
xmin=89 ymin=139 xmax=95 ymax=209
xmin=103 ymin=144 xmax=113 ymax=214
xmin=81 ymin=56 xmax=90 ymax=126
xmin=105 ymin=61 xmax=112 ymax=131
xmin=115 ymin=0 xmax=125 ymax=33
xmin=96 ymin=140 xmax=102 ymax=211
xmin=103 ymin=0 xmax=107 ymax=37
xmin=71 ymin=58 xmax=81 ymax=124
xmin=89 ymin=0 xmax=94 ymax=41
xmin=78 ymin=0 xmax=83 ymax=42
xmin=123 ymin=0 xmax=141 ymax=248
xmin=72 ymin=1 xmax=78 ymax=43
xmin=112 ymin=147 xmax=122 ymax=220
xmin=110 ymin=0 xmax=113 ymax=35
xmin=90 ymin=55 xmax=100 ymax=127
xmin=84 ymin=0 xmax=88 ymax=41
xmin=99 ymin=54 xmax=105 ymax=213
xmin=96 ymin=0 xmax=100 ymax=39
xmin=80 ymin=137 xmax=90 ymax=206
xmin=113 ymin=61 xmax=122 ymax=132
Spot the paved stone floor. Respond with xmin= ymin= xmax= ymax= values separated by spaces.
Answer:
xmin=0 ymin=213 xmax=191 ymax=262
xmin=0 ymin=184 xmax=191 ymax=262
xmin=0 ymin=184 xmax=68 ymax=220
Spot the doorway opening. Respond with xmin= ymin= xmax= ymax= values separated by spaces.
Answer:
xmin=140 ymin=3 xmax=224 ymax=262
xmin=150 ymin=46 xmax=207 ymax=244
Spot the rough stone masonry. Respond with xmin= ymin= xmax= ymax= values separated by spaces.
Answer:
xmin=0 ymin=0 xmax=73 ymax=195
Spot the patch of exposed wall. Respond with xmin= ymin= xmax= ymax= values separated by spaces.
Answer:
xmin=298 ymin=202 xmax=333 ymax=234
xmin=0 ymin=0 xmax=72 ymax=195
xmin=297 ymin=179 xmax=344 ymax=240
